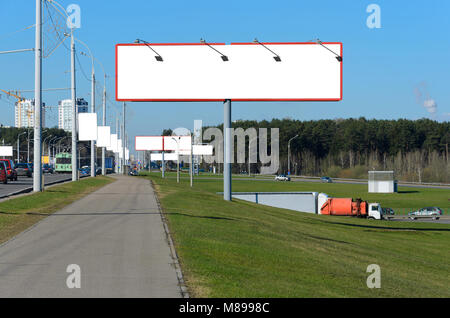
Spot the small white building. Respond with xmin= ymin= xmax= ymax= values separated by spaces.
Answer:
xmin=368 ymin=171 xmax=397 ymax=193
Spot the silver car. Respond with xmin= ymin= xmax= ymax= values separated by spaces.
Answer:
xmin=408 ymin=207 xmax=442 ymax=220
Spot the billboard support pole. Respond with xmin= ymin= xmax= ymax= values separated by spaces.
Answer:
xmin=224 ymin=99 xmax=232 ymax=201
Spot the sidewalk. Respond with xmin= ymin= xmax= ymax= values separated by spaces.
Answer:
xmin=0 ymin=175 xmax=183 ymax=297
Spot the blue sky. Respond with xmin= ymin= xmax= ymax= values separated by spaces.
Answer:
xmin=0 ymin=0 xmax=449 ymax=151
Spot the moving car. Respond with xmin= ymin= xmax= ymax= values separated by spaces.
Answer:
xmin=42 ymin=164 xmax=54 ymax=174
xmin=382 ymin=207 xmax=395 ymax=215
xmin=320 ymin=176 xmax=333 ymax=183
xmin=15 ymin=163 xmax=33 ymax=177
xmin=275 ymin=174 xmax=291 ymax=181
xmin=408 ymin=207 xmax=442 ymax=220
xmin=0 ymin=159 xmax=17 ymax=181
xmin=0 ymin=161 xmax=7 ymax=184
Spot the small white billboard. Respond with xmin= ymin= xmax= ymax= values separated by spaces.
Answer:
xmin=151 ymin=152 xmax=178 ymax=161
xmin=193 ymin=145 xmax=213 ymax=155
xmin=0 ymin=146 xmax=13 ymax=157
xmin=109 ymin=134 xmax=118 ymax=152
xmin=163 ymin=136 xmax=192 ymax=152
xmin=135 ymin=136 xmax=163 ymax=151
xmin=78 ymin=113 xmax=98 ymax=141
xmin=97 ymin=126 xmax=111 ymax=147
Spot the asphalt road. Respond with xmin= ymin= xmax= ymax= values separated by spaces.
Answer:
xmin=0 ymin=175 xmax=182 ymax=297
xmin=0 ymin=174 xmax=72 ymax=198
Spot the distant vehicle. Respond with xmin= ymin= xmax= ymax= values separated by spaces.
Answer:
xmin=79 ymin=166 xmax=90 ymax=176
xmin=382 ymin=207 xmax=395 ymax=215
xmin=15 ymin=163 xmax=33 ymax=177
xmin=320 ymin=198 xmax=383 ymax=220
xmin=55 ymin=153 xmax=72 ymax=173
xmin=0 ymin=161 xmax=7 ymax=184
xmin=0 ymin=159 xmax=17 ymax=181
xmin=275 ymin=174 xmax=291 ymax=181
xmin=129 ymin=169 xmax=139 ymax=176
xmin=408 ymin=207 xmax=442 ymax=220
xmin=320 ymin=176 xmax=333 ymax=183
xmin=42 ymin=164 xmax=54 ymax=174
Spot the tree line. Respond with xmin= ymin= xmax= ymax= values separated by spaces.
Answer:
xmin=197 ymin=117 xmax=449 ymax=183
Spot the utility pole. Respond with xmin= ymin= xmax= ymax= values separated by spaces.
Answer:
xmin=33 ymin=0 xmax=42 ymax=192
xmin=70 ymin=30 xmax=78 ymax=181
xmin=90 ymin=65 xmax=96 ymax=177
xmin=102 ymin=74 xmax=106 ymax=176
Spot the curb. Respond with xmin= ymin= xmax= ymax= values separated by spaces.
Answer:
xmin=150 ymin=179 xmax=190 ymax=299
xmin=0 ymin=175 xmax=91 ymax=200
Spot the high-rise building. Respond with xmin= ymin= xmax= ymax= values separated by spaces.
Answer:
xmin=58 ymin=98 xmax=89 ymax=131
xmin=14 ymin=99 xmax=46 ymax=128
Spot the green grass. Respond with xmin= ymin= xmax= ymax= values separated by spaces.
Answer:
xmin=0 ymin=176 xmax=113 ymax=244
xmin=145 ymin=172 xmax=450 ymax=298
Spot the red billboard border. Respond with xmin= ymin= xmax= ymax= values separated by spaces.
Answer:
xmin=116 ymin=42 xmax=343 ymax=102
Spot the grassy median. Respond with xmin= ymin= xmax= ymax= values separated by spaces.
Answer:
xmin=145 ymin=172 xmax=450 ymax=298
xmin=0 ymin=176 xmax=113 ymax=245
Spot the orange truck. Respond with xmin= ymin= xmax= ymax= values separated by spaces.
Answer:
xmin=319 ymin=198 xmax=383 ymax=220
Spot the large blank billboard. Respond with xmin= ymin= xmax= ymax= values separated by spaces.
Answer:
xmin=116 ymin=42 xmax=342 ymax=101
xmin=78 ymin=113 xmax=97 ymax=141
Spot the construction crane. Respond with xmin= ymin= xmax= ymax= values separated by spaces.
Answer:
xmin=0 ymin=89 xmax=33 ymax=127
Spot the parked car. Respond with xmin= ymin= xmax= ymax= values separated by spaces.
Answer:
xmin=275 ymin=174 xmax=291 ymax=181
xmin=320 ymin=176 xmax=333 ymax=183
xmin=15 ymin=163 xmax=33 ymax=177
xmin=42 ymin=164 xmax=54 ymax=174
xmin=0 ymin=161 xmax=7 ymax=184
xmin=0 ymin=159 xmax=17 ymax=181
xmin=408 ymin=207 xmax=442 ymax=220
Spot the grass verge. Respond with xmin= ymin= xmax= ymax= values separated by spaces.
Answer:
xmin=146 ymin=172 xmax=450 ymax=298
xmin=0 ymin=176 xmax=113 ymax=245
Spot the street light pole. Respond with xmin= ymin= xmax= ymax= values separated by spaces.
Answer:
xmin=70 ymin=29 xmax=78 ymax=181
xmin=287 ymin=134 xmax=299 ymax=176
xmin=102 ymin=74 xmax=106 ymax=176
xmin=33 ymin=0 xmax=42 ymax=192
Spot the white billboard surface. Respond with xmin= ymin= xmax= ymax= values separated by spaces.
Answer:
xmin=97 ymin=126 xmax=111 ymax=147
xmin=110 ymin=134 xmax=118 ymax=152
xmin=0 ymin=146 xmax=13 ymax=157
xmin=125 ymin=148 xmax=129 ymax=161
xmin=151 ymin=153 xmax=178 ymax=161
xmin=163 ymin=136 xmax=192 ymax=152
xmin=193 ymin=145 xmax=213 ymax=155
xmin=78 ymin=113 xmax=98 ymax=141
xmin=135 ymin=136 xmax=163 ymax=151
xmin=116 ymin=42 xmax=342 ymax=101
